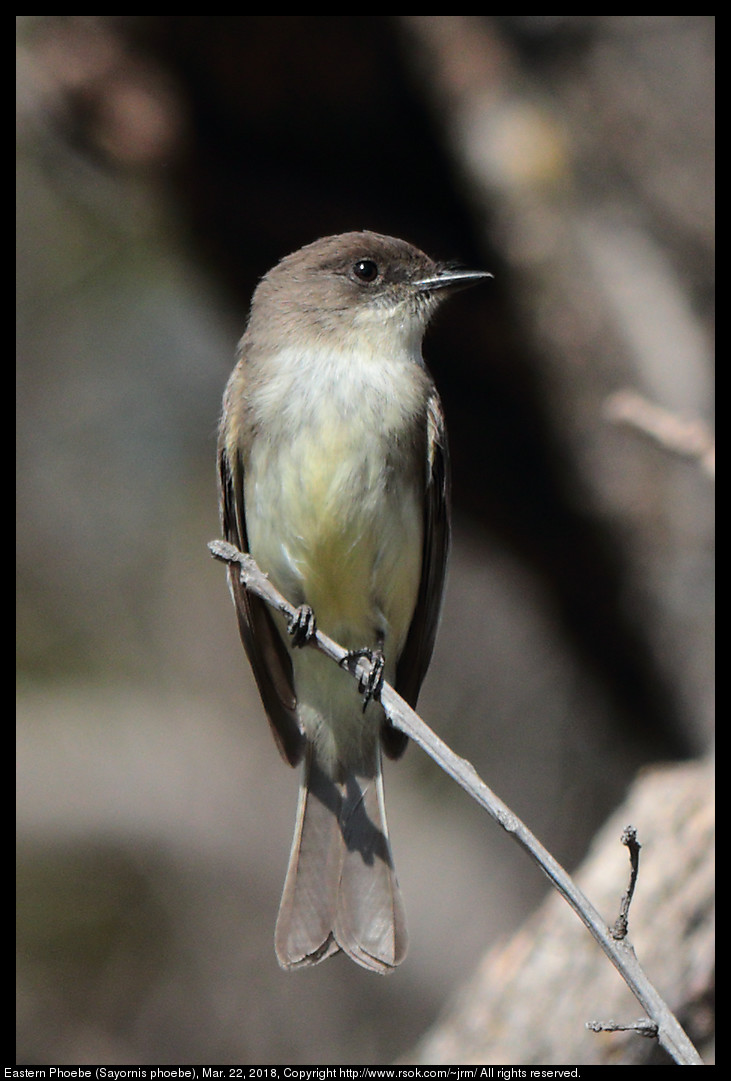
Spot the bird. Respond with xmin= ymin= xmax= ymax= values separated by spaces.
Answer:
xmin=217 ymin=230 xmax=490 ymax=972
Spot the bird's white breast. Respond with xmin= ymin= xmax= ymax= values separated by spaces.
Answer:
xmin=244 ymin=343 xmax=426 ymax=655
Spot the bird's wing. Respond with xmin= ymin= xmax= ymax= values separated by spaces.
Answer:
xmin=218 ymin=422 xmax=305 ymax=768
xmin=387 ymin=390 xmax=451 ymax=758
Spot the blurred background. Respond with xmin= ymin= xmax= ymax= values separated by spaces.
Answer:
xmin=16 ymin=16 xmax=714 ymax=1066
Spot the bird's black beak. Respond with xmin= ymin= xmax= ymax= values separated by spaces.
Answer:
xmin=413 ymin=266 xmax=493 ymax=294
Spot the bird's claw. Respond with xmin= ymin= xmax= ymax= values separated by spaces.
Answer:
xmin=288 ymin=604 xmax=317 ymax=648
xmin=340 ymin=647 xmax=385 ymax=712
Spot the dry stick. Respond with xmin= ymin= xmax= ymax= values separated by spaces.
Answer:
xmin=588 ymin=825 xmax=656 ymax=1040
xmin=604 ymin=389 xmax=715 ymax=478
xmin=612 ymin=825 xmax=642 ymax=941
xmin=587 ymin=1019 xmax=659 ymax=1039
xmin=209 ymin=539 xmax=704 ymax=1067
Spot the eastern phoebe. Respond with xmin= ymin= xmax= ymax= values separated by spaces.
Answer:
xmin=218 ymin=231 xmax=490 ymax=972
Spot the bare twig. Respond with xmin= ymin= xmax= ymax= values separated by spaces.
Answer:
xmin=604 ymin=389 xmax=715 ymax=478
xmin=587 ymin=1019 xmax=659 ymax=1039
xmin=209 ymin=539 xmax=704 ymax=1066
xmin=588 ymin=827 xmax=654 ymax=1045
xmin=612 ymin=825 xmax=642 ymax=940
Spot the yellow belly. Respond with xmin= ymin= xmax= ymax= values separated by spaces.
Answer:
xmin=246 ymin=419 xmax=422 ymax=657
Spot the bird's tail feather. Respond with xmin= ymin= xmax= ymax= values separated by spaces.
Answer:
xmin=275 ymin=743 xmax=407 ymax=973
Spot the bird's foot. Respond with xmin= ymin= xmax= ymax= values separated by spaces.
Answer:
xmin=287 ymin=604 xmax=317 ymax=648
xmin=340 ymin=647 xmax=385 ymax=712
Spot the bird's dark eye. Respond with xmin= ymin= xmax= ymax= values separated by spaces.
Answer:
xmin=352 ymin=259 xmax=379 ymax=283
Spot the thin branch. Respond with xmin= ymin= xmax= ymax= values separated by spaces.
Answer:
xmin=612 ymin=825 xmax=641 ymax=940
xmin=587 ymin=1019 xmax=659 ymax=1039
xmin=604 ymin=388 xmax=715 ymax=478
xmin=209 ymin=539 xmax=704 ymax=1067
xmin=587 ymin=827 xmax=653 ymax=1044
